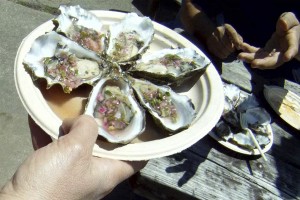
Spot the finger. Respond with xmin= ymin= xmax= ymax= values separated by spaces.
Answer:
xmin=238 ymin=50 xmax=279 ymax=69
xmin=249 ymin=51 xmax=284 ymax=69
xmin=251 ymin=57 xmax=279 ymax=69
xmin=28 ymin=115 xmax=52 ymax=150
xmin=224 ymin=24 xmax=243 ymax=49
xmin=238 ymin=49 xmax=269 ymax=64
xmin=61 ymin=115 xmax=99 ymax=151
xmin=238 ymin=52 xmax=256 ymax=63
xmin=239 ymin=42 xmax=259 ymax=53
xmin=277 ymin=12 xmax=299 ymax=34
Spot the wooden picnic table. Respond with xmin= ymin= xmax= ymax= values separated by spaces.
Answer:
xmin=131 ymin=53 xmax=300 ymax=199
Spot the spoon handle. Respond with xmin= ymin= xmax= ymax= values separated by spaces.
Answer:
xmin=246 ymin=128 xmax=268 ymax=161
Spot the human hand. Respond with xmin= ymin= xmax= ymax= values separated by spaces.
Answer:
xmin=205 ymin=23 xmax=243 ymax=59
xmin=238 ymin=12 xmax=300 ymax=69
xmin=0 ymin=115 xmax=146 ymax=200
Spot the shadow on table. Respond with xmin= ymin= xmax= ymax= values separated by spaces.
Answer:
xmin=164 ymin=135 xmax=260 ymax=187
xmin=271 ymin=135 xmax=300 ymax=199
xmin=165 ymin=137 xmax=211 ymax=187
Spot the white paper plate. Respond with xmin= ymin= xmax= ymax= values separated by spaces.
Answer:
xmin=14 ymin=10 xmax=224 ymax=160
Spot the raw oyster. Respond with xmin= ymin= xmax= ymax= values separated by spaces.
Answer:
xmin=53 ymin=5 xmax=105 ymax=55
xmin=105 ymin=13 xmax=154 ymax=63
xmin=128 ymin=48 xmax=210 ymax=86
xmin=129 ymin=77 xmax=196 ymax=133
xmin=23 ymin=31 xmax=105 ymax=93
xmin=84 ymin=75 xmax=145 ymax=144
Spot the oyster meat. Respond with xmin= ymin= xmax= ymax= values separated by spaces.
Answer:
xmin=128 ymin=48 xmax=210 ymax=86
xmin=130 ymin=77 xmax=196 ymax=133
xmin=85 ymin=75 xmax=145 ymax=144
xmin=23 ymin=31 xmax=105 ymax=93
xmin=106 ymin=13 xmax=154 ymax=63
xmin=53 ymin=5 xmax=105 ymax=54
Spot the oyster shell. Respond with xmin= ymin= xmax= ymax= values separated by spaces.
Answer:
xmin=129 ymin=77 xmax=196 ymax=133
xmin=84 ymin=75 xmax=146 ymax=144
xmin=128 ymin=48 xmax=210 ymax=86
xmin=223 ymin=83 xmax=241 ymax=114
xmin=53 ymin=5 xmax=105 ymax=55
xmin=106 ymin=13 xmax=154 ymax=63
xmin=232 ymin=131 xmax=270 ymax=150
xmin=23 ymin=31 xmax=105 ymax=93
xmin=215 ymin=83 xmax=273 ymax=151
xmin=233 ymin=107 xmax=271 ymax=149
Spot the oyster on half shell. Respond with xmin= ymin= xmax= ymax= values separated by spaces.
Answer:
xmin=130 ymin=77 xmax=196 ymax=133
xmin=84 ymin=75 xmax=146 ymax=144
xmin=23 ymin=31 xmax=105 ymax=93
xmin=105 ymin=13 xmax=154 ymax=64
xmin=128 ymin=48 xmax=210 ymax=86
xmin=53 ymin=5 xmax=106 ymax=55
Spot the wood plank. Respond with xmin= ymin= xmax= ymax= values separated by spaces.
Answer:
xmin=133 ymin=134 xmax=300 ymax=200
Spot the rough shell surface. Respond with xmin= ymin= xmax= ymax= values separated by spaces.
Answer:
xmin=53 ymin=5 xmax=105 ymax=54
xmin=106 ymin=13 xmax=154 ymax=63
xmin=23 ymin=31 xmax=104 ymax=93
xmin=130 ymin=77 xmax=196 ymax=133
xmin=129 ymin=48 xmax=210 ymax=86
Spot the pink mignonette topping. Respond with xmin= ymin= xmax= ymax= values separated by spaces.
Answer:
xmin=98 ymin=106 xmax=107 ymax=114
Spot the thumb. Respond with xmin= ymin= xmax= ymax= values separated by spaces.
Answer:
xmin=276 ymin=12 xmax=299 ymax=35
xmin=61 ymin=115 xmax=99 ymax=152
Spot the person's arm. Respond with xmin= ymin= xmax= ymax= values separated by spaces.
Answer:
xmin=179 ymin=0 xmax=243 ymax=59
xmin=0 ymin=115 xmax=146 ymax=200
xmin=179 ymin=0 xmax=215 ymax=41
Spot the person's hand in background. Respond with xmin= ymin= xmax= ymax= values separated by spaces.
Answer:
xmin=0 ymin=115 xmax=146 ymax=200
xmin=238 ymin=12 xmax=300 ymax=69
xmin=203 ymin=23 xmax=243 ymax=59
